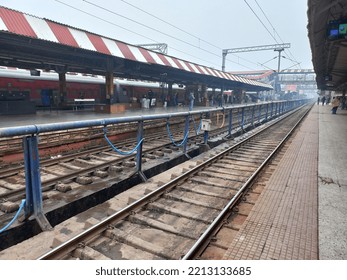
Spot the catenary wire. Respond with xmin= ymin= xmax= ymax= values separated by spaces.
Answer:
xmin=253 ymin=0 xmax=301 ymax=69
xmin=52 ymin=0 xmax=224 ymax=67
xmin=116 ymin=0 xmax=261 ymax=68
xmin=81 ymin=0 xmax=255 ymax=70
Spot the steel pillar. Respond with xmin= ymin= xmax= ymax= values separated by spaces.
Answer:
xmin=183 ymin=115 xmax=190 ymax=156
xmin=136 ymin=121 xmax=146 ymax=182
xmin=241 ymin=108 xmax=245 ymax=132
xmin=58 ymin=72 xmax=67 ymax=105
xmin=251 ymin=105 xmax=255 ymax=127
xmin=22 ymin=135 xmax=52 ymax=231
xmin=228 ymin=109 xmax=233 ymax=137
xmin=258 ymin=104 xmax=262 ymax=123
xmin=106 ymin=72 xmax=114 ymax=104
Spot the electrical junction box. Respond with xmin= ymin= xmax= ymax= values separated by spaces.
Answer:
xmin=201 ymin=119 xmax=211 ymax=131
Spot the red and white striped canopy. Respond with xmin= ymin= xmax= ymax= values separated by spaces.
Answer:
xmin=0 ymin=6 xmax=272 ymax=90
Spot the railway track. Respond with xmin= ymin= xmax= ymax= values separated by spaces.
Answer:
xmin=37 ymin=104 xmax=312 ymax=260
xmin=0 ymin=107 xmax=265 ymax=207
xmin=0 ymin=105 xmax=266 ymax=167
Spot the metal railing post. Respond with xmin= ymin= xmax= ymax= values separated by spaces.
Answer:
xmin=228 ymin=108 xmax=233 ymax=137
xmin=241 ymin=107 xmax=245 ymax=132
xmin=23 ymin=135 xmax=52 ymax=231
xmin=183 ymin=115 xmax=190 ymax=155
xmin=136 ymin=120 xmax=146 ymax=182
xmin=203 ymin=130 xmax=209 ymax=144
xmin=251 ymin=105 xmax=255 ymax=127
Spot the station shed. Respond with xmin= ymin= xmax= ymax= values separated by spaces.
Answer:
xmin=0 ymin=5 xmax=272 ymax=115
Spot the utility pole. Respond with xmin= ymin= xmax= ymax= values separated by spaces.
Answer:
xmin=274 ymin=47 xmax=284 ymax=97
xmin=221 ymin=43 xmax=290 ymax=72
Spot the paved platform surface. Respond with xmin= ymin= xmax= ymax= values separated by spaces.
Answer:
xmin=223 ymin=104 xmax=347 ymax=260
xmin=317 ymin=104 xmax=347 ymax=259
xmin=0 ymin=105 xmax=213 ymax=128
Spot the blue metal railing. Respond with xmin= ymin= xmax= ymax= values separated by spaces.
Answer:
xmin=0 ymin=99 xmax=310 ymax=232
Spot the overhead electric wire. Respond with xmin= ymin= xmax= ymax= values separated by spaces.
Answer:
xmin=52 ymin=0 xmax=222 ymax=67
xmin=243 ymin=0 xmax=278 ymax=42
xmin=253 ymin=0 xmax=301 ymax=69
xmin=54 ymin=0 xmax=258 ymax=71
xmin=257 ymin=56 xmax=277 ymax=71
xmin=281 ymin=56 xmax=302 ymax=70
xmin=117 ymin=0 xmax=266 ymax=70
xmin=52 ymin=0 xmax=155 ymax=44
xmin=81 ymin=0 xmax=254 ymax=70
xmin=82 ymin=0 xmax=219 ymax=58
xmin=281 ymin=63 xmax=302 ymax=71
xmin=244 ymin=0 xmax=302 ymax=71
xmin=118 ymin=0 xmax=221 ymax=51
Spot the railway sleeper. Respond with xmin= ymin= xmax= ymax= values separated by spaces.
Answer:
xmin=177 ymin=185 xmax=237 ymax=199
xmin=162 ymin=192 xmax=226 ymax=211
xmin=128 ymin=213 xmax=196 ymax=240
xmin=104 ymin=227 xmax=173 ymax=260
xmin=203 ymin=166 xmax=253 ymax=177
xmin=72 ymin=245 xmax=111 ymax=260
xmin=146 ymin=201 xmax=216 ymax=224
xmin=0 ymin=201 xmax=19 ymax=213
xmin=190 ymin=177 xmax=242 ymax=190
xmin=198 ymin=170 xmax=248 ymax=182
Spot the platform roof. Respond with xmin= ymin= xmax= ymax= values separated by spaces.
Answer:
xmin=0 ymin=6 xmax=272 ymax=92
xmin=307 ymin=0 xmax=347 ymax=91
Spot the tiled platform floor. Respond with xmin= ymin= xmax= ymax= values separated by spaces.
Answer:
xmin=223 ymin=105 xmax=319 ymax=259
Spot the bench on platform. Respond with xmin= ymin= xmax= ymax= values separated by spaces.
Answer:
xmin=72 ymin=99 xmax=95 ymax=110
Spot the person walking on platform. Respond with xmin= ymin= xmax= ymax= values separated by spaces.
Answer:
xmin=331 ymin=97 xmax=340 ymax=114
xmin=317 ymin=96 xmax=320 ymax=105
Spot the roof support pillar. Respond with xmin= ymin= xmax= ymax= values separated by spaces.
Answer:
xmin=233 ymin=88 xmax=243 ymax=104
xmin=58 ymin=72 xmax=67 ymax=106
xmin=106 ymin=71 xmax=115 ymax=104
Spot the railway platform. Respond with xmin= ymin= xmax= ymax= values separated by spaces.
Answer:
xmin=0 ymin=105 xmax=211 ymax=128
xmin=223 ymin=104 xmax=347 ymax=260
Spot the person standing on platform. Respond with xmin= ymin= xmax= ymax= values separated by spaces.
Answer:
xmin=321 ymin=96 xmax=326 ymax=105
xmin=189 ymin=91 xmax=195 ymax=111
xmin=148 ymin=90 xmax=153 ymax=108
xmin=317 ymin=96 xmax=320 ymax=105
xmin=331 ymin=97 xmax=340 ymax=114
xmin=173 ymin=91 xmax=178 ymax=106
xmin=326 ymin=96 xmax=330 ymax=105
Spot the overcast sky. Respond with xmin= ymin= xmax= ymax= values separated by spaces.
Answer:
xmin=0 ymin=0 xmax=312 ymax=72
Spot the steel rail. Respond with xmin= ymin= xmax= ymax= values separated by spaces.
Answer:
xmin=182 ymin=103 xmax=314 ymax=259
xmin=0 ymin=132 xmax=184 ymax=201
xmin=37 ymin=103 xmax=310 ymax=260
xmin=0 ymin=110 xmax=251 ymax=201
